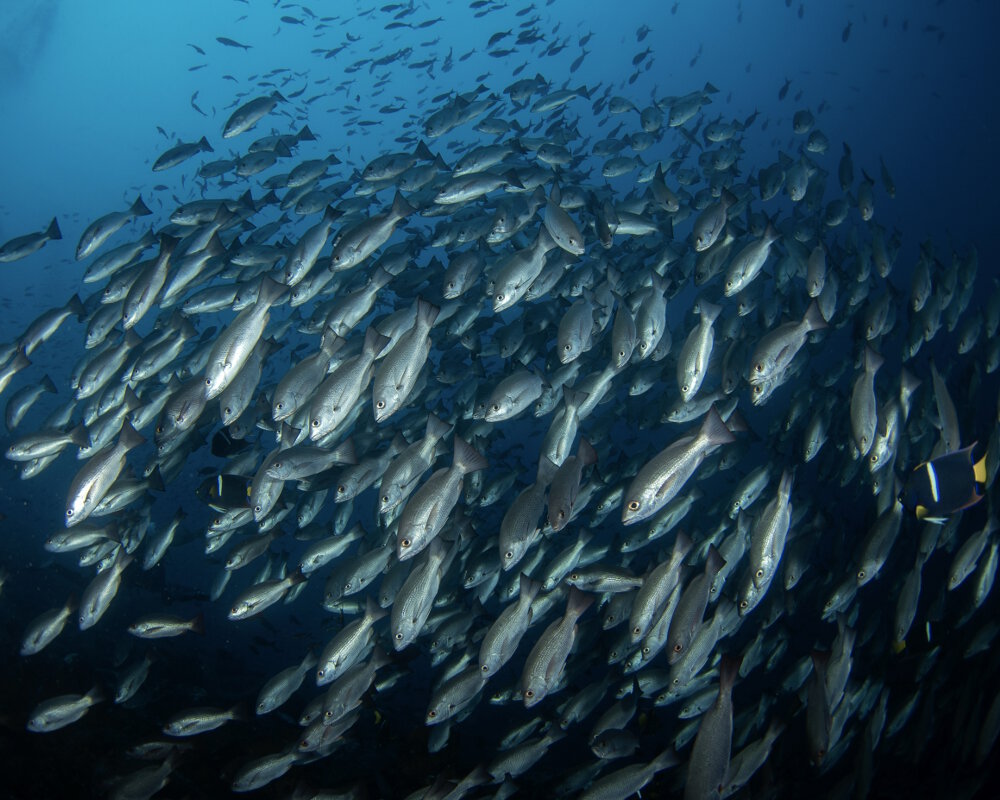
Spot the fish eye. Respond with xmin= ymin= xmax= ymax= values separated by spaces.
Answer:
xmin=382 ymin=495 xmax=389 ymax=503
xmin=525 ymin=690 xmax=534 ymax=699
xmin=496 ymin=294 xmax=504 ymax=302
xmin=204 ymin=378 xmax=212 ymax=387
xmin=311 ymin=418 xmax=321 ymax=427
xmin=395 ymin=632 xmax=403 ymax=640
xmin=427 ymin=710 xmax=436 ymax=718
xmin=739 ymin=600 xmax=748 ymax=610
xmin=276 ymin=402 xmax=283 ymax=410
xmin=564 ymin=344 xmax=571 ymax=350
xmin=376 ymin=399 xmax=385 ymax=409
xmin=755 ymin=568 xmax=764 ymax=579
xmin=857 ymin=569 xmax=866 ymax=580
xmin=682 ymin=384 xmax=689 ymax=393
xmin=673 ymin=643 xmax=682 ymax=653
xmin=337 ymin=485 xmax=346 ymax=494
xmin=754 ymin=364 xmax=763 ymax=373
xmin=492 ymin=404 xmax=500 ymax=411
xmin=401 ymin=537 xmax=411 ymax=548
xmin=627 ymin=500 xmax=640 ymax=511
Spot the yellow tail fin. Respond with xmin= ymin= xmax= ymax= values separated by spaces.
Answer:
xmin=974 ymin=453 xmax=987 ymax=484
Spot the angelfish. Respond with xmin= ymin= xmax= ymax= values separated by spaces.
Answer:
xmin=900 ymin=444 xmax=988 ymax=523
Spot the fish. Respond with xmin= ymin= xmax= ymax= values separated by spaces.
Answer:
xmin=0 ymin=217 xmax=62 ymax=263
xmin=546 ymin=437 xmax=598 ymax=531
xmin=849 ymin=346 xmax=884 ymax=458
xmin=579 ymin=749 xmax=678 ymax=799
xmin=65 ymin=421 xmax=145 ymax=526
xmin=202 ymin=276 xmax=285 ymax=401
xmin=228 ymin=571 xmax=307 ymax=620
xmin=723 ymin=223 xmax=780 ymax=296
xmin=76 ymin=196 xmax=152 ymax=260
xmin=667 ymin=545 xmax=726 ymax=662
xmin=521 ymin=585 xmax=594 ymax=707
xmin=329 ymin=191 xmax=415 ymax=271
xmin=623 ymin=407 xmax=736 ymax=525
xmin=216 ymin=36 xmax=251 ymax=49
xmin=738 ymin=471 xmax=794 ymax=616
xmin=79 ymin=550 xmax=135 ymax=630
xmin=152 ymin=137 xmax=214 ymax=171
xmin=691 ymin=188 xmax=736 ymax=252
xmin=684 ymin=655 xmax=740 ymax=800
xmin=372 ymin=298 xmax=440 ymax=423
xmin=316 ymin=596 xmax=387 ymax=685
xmin=127 ymin=613 xmax=204 ymax=638
xmin=21 ymin=595 xmax=76 ymax=655
xmin=479 ymin=573 xmax=542 ymax=676
xmin=222 ymin=92 xmax=285 ymax=138
xmin=900 ymin=444 xmax=988 ymax=523
xmin=396 ymin=436 xmax=487 ymax=559
xmin=307 ymin=328 xmax=389 ymax=441
xmin=27 ymin=687 xmax=104 ymax=732
xmin=677 ymin=301 xmax=721 ymax=401
xmin=163 ymin=705 xmax=243 ymax=737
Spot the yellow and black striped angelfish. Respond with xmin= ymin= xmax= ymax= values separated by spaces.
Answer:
xmin=900 ymin=443 xmax=988 ymax=524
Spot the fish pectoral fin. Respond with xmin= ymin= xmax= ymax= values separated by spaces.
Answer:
xmin=653 ymin=479 xmax=678 ymax=502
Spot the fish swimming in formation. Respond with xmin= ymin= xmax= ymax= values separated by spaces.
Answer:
xmin=1 ymin=3 xmax=999 ymax=799
xmin=0 ymin=217 xmax=62 ymax=263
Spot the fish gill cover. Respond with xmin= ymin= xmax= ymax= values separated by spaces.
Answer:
xmin=0 ymin=0 xmax=999 ymax=798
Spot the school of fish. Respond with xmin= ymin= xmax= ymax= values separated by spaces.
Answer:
xmin=2 ymin=2 xmax=1000 ymax=799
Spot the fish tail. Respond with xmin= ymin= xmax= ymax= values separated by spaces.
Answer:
xmin=975 ymin=452 xmax=987 ymax=484
xmin=46 ymin=217 xmax=62 ymax=241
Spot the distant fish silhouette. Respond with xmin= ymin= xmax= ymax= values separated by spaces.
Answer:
xmin=216 ymin=36 xmax=251 ymax=50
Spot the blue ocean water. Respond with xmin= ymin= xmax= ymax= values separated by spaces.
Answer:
xmin=0 ymin=0 xmax=999 ymax=797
